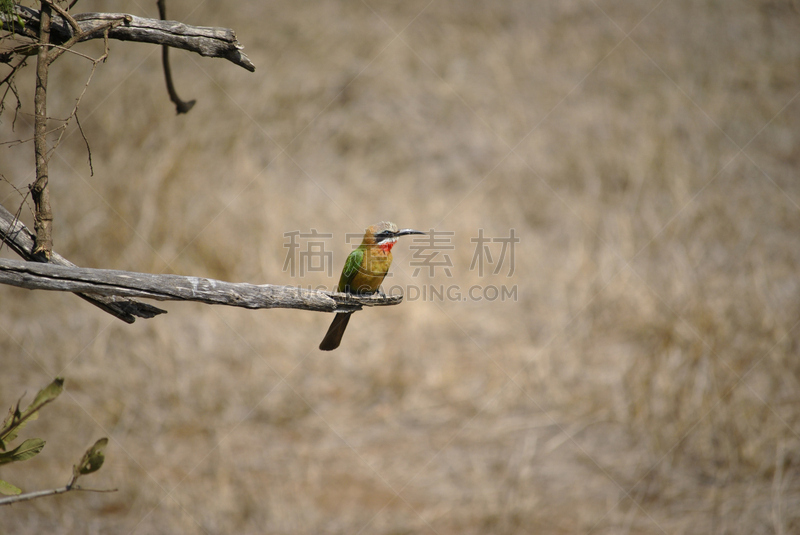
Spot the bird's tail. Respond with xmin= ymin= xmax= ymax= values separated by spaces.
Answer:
xmin=319 ymin=312 xmax=352 ymax=351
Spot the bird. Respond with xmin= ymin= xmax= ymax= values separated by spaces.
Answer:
xmin=319 ymin=221 xmax=425 ymax=351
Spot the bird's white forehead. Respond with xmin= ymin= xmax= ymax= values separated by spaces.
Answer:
xmin=373 ymin=221 xmax=398 ymax=233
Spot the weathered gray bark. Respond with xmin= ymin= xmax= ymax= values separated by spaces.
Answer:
xmin=3 ymin=6 xmax=255 ymax=71
xmin=0 ymin=204 xmax=165 ymax=322
xmin=0 ymin=258 xmax=403 ymax=313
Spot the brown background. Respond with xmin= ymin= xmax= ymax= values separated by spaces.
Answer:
xmin=2 ymin=1 xmax=800 ymax=533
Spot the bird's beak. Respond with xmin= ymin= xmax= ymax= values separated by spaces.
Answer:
xmin=395 ymin=229 xmax=426 ymax=237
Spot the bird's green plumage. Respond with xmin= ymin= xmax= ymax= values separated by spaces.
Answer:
xmin=338 ymin=247 xmax=365 ymax=292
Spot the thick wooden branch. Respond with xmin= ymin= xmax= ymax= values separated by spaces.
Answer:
xmin=0 ymin=258 xmax=403 ymax=313
xmin=0 ymin=204 xmax=165 ymax=323
xmin=4 ymin=6 xmax=255 ymax=72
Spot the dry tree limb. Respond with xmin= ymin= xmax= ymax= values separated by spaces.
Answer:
xmin=0 ymin=204 xmax=166 ymax=323
xmin=0 ymin=258 xmax=404 ymax=313
xmin=0 ymin=3 xmax=267 ymax=323
xmin=3 ymin=5 xmax=256 ymax=71
xmin=0 ymin=2 xmax=256 ymax=291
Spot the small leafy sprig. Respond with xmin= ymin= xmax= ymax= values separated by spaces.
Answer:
xmin=0 ymin=377 xmax=113 ymax=503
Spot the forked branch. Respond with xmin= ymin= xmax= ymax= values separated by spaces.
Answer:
xmin=0 ymin=204 xmax=165 ymax=323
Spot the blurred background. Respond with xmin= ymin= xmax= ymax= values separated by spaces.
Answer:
xmin=2 ymin=0 xmax=800 ymax=533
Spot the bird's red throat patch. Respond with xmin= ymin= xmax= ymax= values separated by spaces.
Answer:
xmin=378 ymin=239 xmax=397 ymax=253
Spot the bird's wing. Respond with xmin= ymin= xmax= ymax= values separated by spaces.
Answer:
xmin=338 ymin=247 xmax=364 ymax=292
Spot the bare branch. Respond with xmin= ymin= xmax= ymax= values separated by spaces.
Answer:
xmin=47 ymin=32 xmax=110 ymax=165
xmin=0 ymin=484 xmax=71 ymax=505
xmin=1 ymin=121 xmax=98 ymax=148
xmin=44 ymin=0 xmax=79 ymax=33
xmin=0 ymin=258 xmax=404 ymax=313
xmin=0 ymin=483 xmax=117 ymax=505
xmin=73 ymin=111 xmax=92 ymax=175
xmin=45 ymin=18 xmax=120 ymax=65
xmin=4 ymin=6 xmax=256 ymax=71
xmin=0 ymin=57 xmax=27 ymax=123
xmin=157 ymin=0 xmax=195 ymax=114
xmin=31 ymin=1 xmax=53 ymax=260
xmin=0 ymin=203 xmax=166 ymax=323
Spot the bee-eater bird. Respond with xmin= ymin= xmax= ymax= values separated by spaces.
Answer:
xmin=319 ymin=221 xmax=425 ymax=351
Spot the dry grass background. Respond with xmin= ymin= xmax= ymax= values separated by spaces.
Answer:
xmin=1 ymin=0 xmax=800 ymax=533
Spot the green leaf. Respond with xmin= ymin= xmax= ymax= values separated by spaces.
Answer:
xmin=0 ymin=408 xmax=37 ymax=451
xmin=0 ymin=438 xmax=45 ymax=465
xmin=75 ymin=438 xmax=108 ymax=476
xmin=0 ymin=400 xmax=23 ymax=450
xmin=0 ymin=378 xmax=63 ymax=448
xmin=24 ymin=377 xmax=64 ymax=419
xmin=0 ymin=479 xmax=21 ymax=496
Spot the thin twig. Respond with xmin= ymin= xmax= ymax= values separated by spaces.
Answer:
xmin=157 ymin=0 xmax=195 ymax=114
xmin=0 ymin=482 xmax=117 ymax=506
xmin=43 ymin=0 xmax=79 ymax=33
xmin=47 ymin=32 xmax=111 ymax=166
xmin=0 ymin=57 xmax=28 ymax=86
xmin=43 ymin=41 xmax=103 ymax=61
xmin=0 ymin=177 xmax=32 ymax=256
xmin=0 ymin=56 xmax=26 ymax=125
xmin=46 ymin=18 xmax=122 ymax=64
xmin=1 ymin=112 xmax=111 ymax=147
xmin=74 ymin=112 xmax=92 ymax=175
